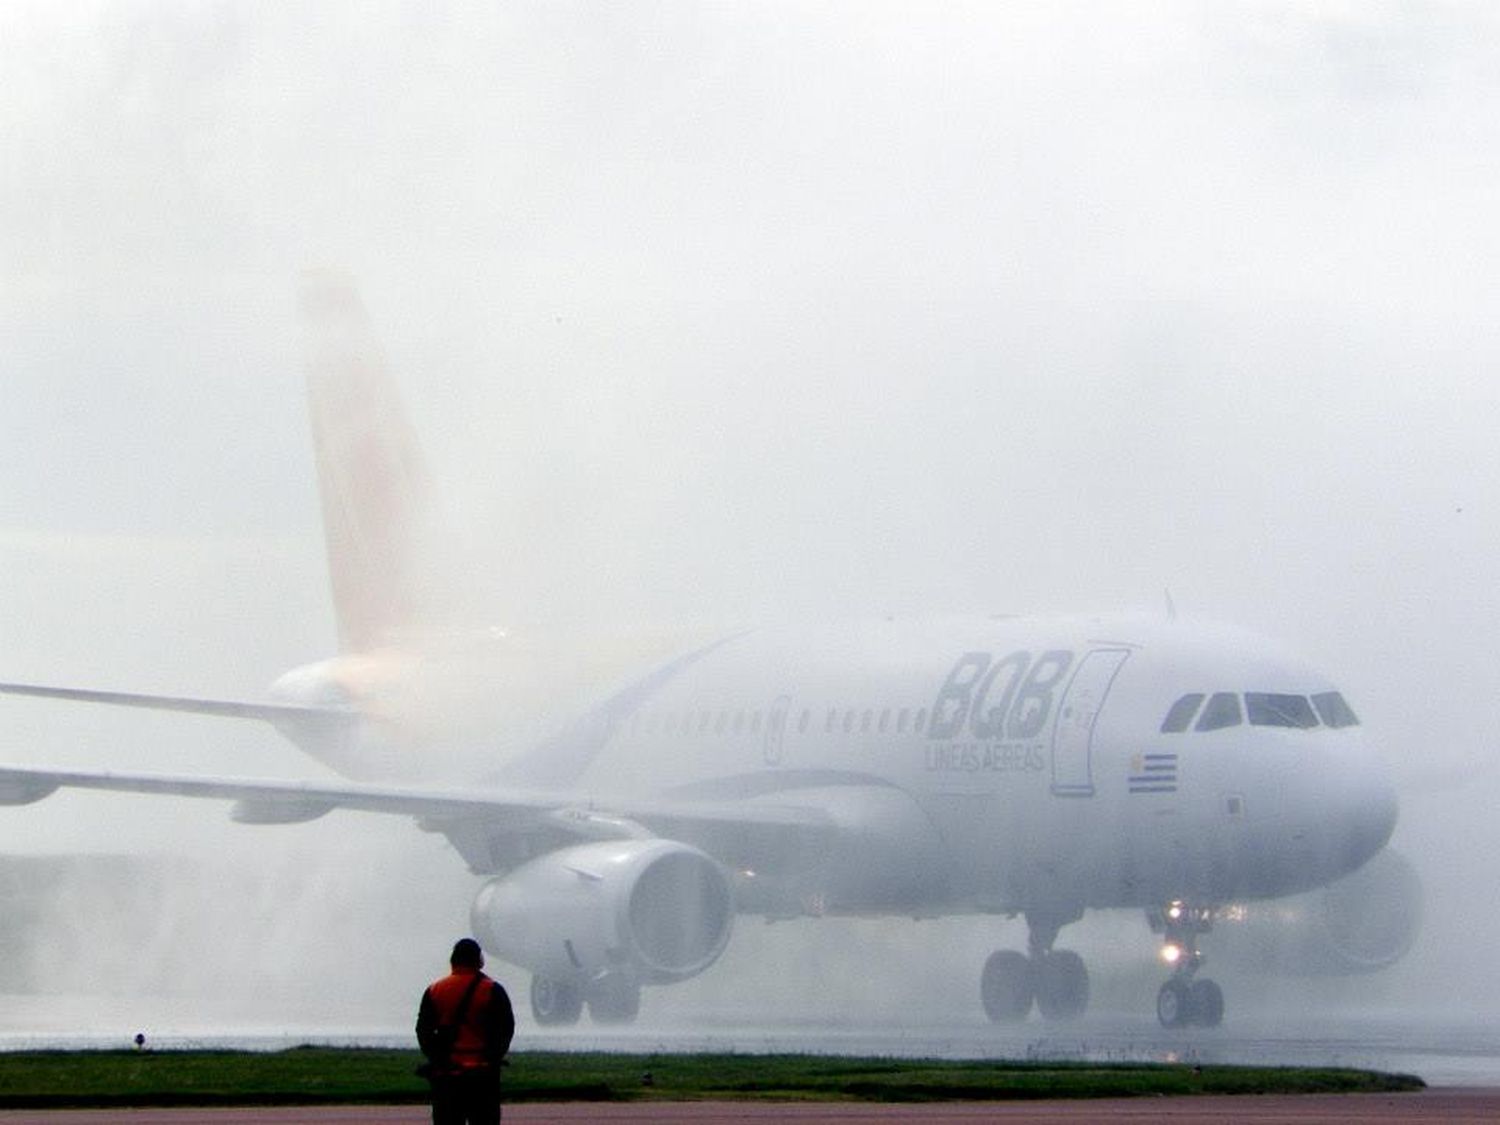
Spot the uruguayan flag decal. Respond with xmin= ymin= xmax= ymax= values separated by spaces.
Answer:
xmin=1129 ymin=751 xmax=1178 ymax=794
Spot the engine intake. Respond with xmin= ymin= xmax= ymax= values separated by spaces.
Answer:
xmin=471 ymin=838 xmax=733 ymax=986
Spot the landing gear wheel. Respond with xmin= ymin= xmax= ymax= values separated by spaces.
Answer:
xmin=1157 ymin=978 xmax=1191 ymax=1028
xmin=1189 ymin=979 xmax=1223 ymax=1028
xmin=981 ymin=950 xmax=1034 ymax=1023
xmin=1034 ymin=950 xmax=1089 ymax=1021
xmin=587 ymin=976 xmax=641 ymax=1025
xmin=530 ymin=976 xmax=583 ymax=1026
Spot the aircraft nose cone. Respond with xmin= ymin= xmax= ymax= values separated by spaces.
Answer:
xmin=1279 ymin=760 xmax=1400 ymax=891
xmin=1359 ymin=777 xmax=1399 ymax=856
xmin=1337 ymin=774 xmax=1399 ymax=875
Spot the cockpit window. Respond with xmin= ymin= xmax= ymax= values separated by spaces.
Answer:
xmin=1160 ymin=693 xmax=1205 ymax=733
xmin=1246 ymin=692 xmax=1319 ymax=729
xmin=1311 ymin=691 xmax=1361 ymax=729
xmin=1166 ymin=690 xmax=1359 ymax=735
xmin=1195 ymin=692 xmax=1243 ymax=731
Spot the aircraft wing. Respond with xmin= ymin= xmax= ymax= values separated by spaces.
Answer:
xmin=0 ymin=762 xmax=835 ymax=845
xmin=0 ymin=680 xmax=843 ymax=871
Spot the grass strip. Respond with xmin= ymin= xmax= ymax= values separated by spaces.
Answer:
xmin=0 ymin=1048 xmax=1425 ymax=1109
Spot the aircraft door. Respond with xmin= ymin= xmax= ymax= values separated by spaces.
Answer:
xmin=1050 ymin=648 xmax=1131 ymax=797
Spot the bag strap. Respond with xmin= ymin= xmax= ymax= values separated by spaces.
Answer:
xmin=450 ymin=972 xmax=486 ymax=1028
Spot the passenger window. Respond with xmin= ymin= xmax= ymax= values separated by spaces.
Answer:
xmin=1246 ymin=693 xmax=1319 ymax=729
xmin=714 ymin=710 xmax=729 ymax=734
xmin=798 ymin=709 xmax=810 ymax=734
xmin=897 ymin=708 xmax=909 ymax=733
xmin=749 ymin=711 xmax=762 ymax=733
xmin=843 ymin=710 xmax=855 ymax=734
xmin=1161 ymin=693 xmax=1205 ymax=733
xmin=1312 ymin=691 xmax=1360 ymax=729
xmin=878 ymin=709 xmax=890 ymax=733
xmin=914 ymin=708 xmax=928 ymax=733
xmin=732 ymin=710 xmax=745 ymax=733
xmin=1195 ymin=692 xmax=1243 ymax=732
xmin=860 ymin=709 xmax=873 ymax=733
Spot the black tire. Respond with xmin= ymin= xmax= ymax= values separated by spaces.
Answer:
xmin=981 ymin=950 xmax=1034 ymax=1023
xmin=530 ymin=975 xmax=583 ymax=1026
xmin=1190 ymin=978 xmax=1224 ymax=1028
xmin=1035 ymin=949 xmax=1089 ymax=1021
xmin=1157 ymin=978 xmax=1192 ymax=1028
xmin=587 ymin=976 xmax=642 ymax=1025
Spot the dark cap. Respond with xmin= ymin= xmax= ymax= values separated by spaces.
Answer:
xmin=450 ymin=938 xmax=484 ymax=968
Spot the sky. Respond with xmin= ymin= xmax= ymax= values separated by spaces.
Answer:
xmin=1 ymin=1 xmax=1499 ymax=1031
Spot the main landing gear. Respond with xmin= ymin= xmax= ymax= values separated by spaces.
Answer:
xmin=530 ymin=972 xmax=641 ymax=1026
xmin=1150 ymin=901 xmax=1223 ymax=1029
xmin=980 ymin=911 xmax=1089 ymax=1023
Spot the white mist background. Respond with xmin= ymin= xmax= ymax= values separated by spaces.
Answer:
xmin=1 ymin=3 xmax=1497 ymax=1031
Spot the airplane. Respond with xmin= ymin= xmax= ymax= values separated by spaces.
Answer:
xmin=0 ymin=275 xmax=1416 ymax=1029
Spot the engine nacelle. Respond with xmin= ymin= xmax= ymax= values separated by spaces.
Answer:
xmin=470 ymin=838 xmax=734 ymax=987
xmin=1208 ymin=848 xmax=1423 ymax=975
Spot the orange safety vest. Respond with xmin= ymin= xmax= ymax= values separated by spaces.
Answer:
xmin=423 ymin=969 xmax=499 ymax=1071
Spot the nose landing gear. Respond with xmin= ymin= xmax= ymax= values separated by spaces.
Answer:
xmin=1150 ymin=901 xmax=1224 ymax=1028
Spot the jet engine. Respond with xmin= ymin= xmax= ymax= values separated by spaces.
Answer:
xmin=1209 ymin=848 xmax=1422 ymax=975
xmin=470 ymin=838 xmax=734 ymax=987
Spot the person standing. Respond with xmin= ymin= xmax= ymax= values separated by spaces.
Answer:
xmin=416 ymin=937 xmax=516 ymax=1125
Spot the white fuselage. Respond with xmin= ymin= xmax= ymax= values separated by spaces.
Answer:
xmin=418 ymin=613 xmax=1399 ymax=921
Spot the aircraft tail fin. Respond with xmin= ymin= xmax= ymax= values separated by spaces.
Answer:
xmin=298 ymin=272 xmax=431 ymax=653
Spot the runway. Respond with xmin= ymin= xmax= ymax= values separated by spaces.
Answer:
xmin=0 ymin=1091 xmax=1498 ymax=1124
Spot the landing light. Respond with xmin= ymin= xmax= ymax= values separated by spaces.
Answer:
xmin=1160 ymin=942 xmax=1184 ymax=966
xmin=1166 ymin=900 xmax=1185 ymax=922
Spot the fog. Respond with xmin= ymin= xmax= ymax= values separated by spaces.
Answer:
xmin=2 ymin=2 xmax=1499 ymax=1042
